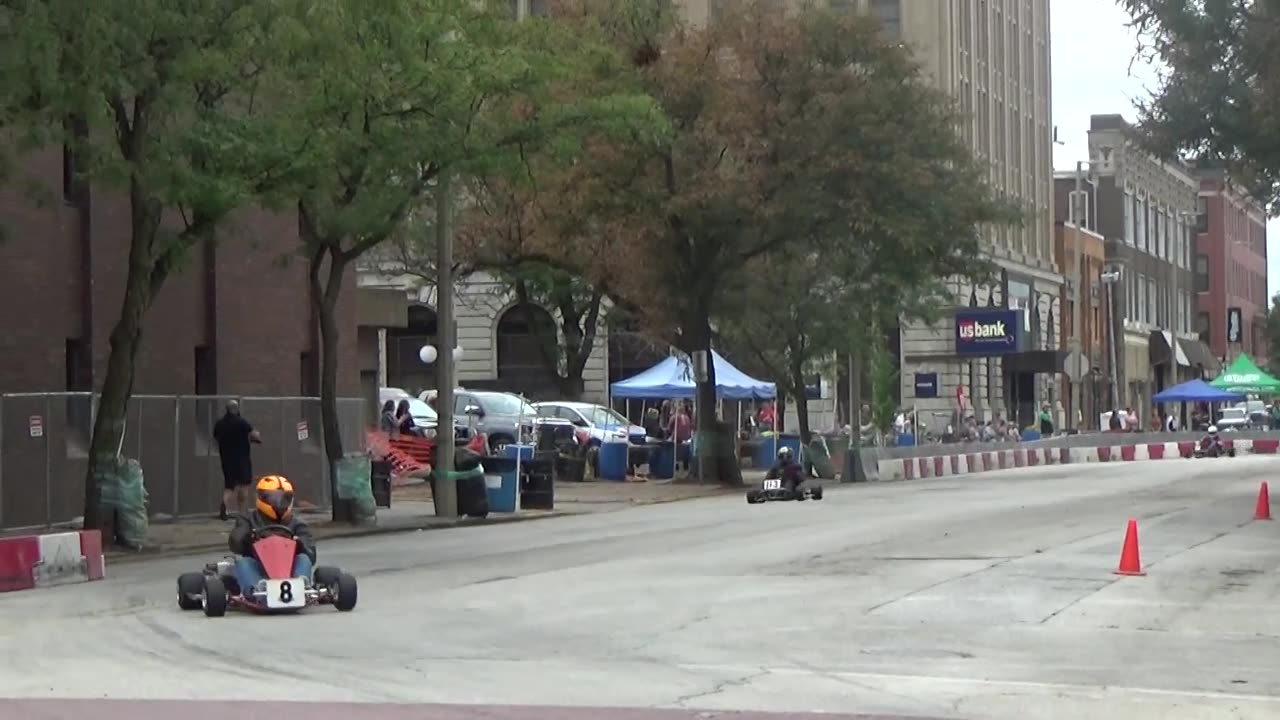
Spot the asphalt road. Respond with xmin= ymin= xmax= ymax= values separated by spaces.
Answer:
xmin=3 ymin=456 xmax=1280 ymax=720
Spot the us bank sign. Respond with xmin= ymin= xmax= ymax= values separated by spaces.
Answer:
xmin=955 ymin=309 xmax=1020 ymax=356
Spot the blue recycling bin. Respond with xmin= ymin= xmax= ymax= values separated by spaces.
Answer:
xmin=754 ymin=434 xmax=801 ymax=467
xmin=503 ymin=444 xmax=534 ymax=461
xmin=648 ymin=442 xmax=675 ymax=479
xmin=598 ymin=440 xmax=629 ymax=481
xmin=894 ymin=433 xmax=916 ymax=447
xmin=482 ymin=457 xmax=519 ymax=513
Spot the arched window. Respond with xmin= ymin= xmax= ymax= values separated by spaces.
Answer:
xmin=496 ymin=304 xmax=559 ymax=397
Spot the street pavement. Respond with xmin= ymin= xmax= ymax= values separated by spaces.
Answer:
xmin=3 ymin=457 xmax=1280 ymax=719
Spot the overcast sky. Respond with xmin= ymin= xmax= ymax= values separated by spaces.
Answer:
xmin=1050 ymin=0 xmax=1279 ymax=297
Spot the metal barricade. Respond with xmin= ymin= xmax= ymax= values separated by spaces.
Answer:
xmin=0 ymin=393 xmax=368 ymax=531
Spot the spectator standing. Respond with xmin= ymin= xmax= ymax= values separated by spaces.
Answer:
xmin=1038 ymin=403 xmax=1054 ymax=435
xmin=213 ymin=400 xmax=262 ymax=521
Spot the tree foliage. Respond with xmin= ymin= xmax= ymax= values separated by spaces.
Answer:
xmin=0 ymin=0 xmax=303 ymax=528
xmin=1121 ymin=0 xmax=1280 ymax=211
xmin=556 ymin=0 xmax=1015 ymax=481
xmin=274 ymin=0 xmax=661 ymax=474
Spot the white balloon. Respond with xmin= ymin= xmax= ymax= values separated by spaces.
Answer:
xmin=452 ymin=346 xmax=464 ymax=361
xmin=419 ymin=345 xmax=438 ymax=364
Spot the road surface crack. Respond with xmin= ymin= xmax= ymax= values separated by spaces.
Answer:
xmin=668 ymin=669 xmax=770 ymax=707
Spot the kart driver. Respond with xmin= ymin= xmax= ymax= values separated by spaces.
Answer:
xmin=765 ymin=446 xmax=805 ymax=493
xmin=229 ymin=475 xmax=317 ymax=592
xmin=1199 ymin=425 xmax=1223 ymax=454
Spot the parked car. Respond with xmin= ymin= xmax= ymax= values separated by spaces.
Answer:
xmin=1215 ymin=406 xmax=1250 ymax=432
xmin=532 ymin=401 xmax=647 ymax=445
xmin=421 ymin=389 xmax=539 ymax=452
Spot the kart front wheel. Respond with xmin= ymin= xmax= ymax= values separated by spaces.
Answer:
xmin=313 ymin=566 xmax=342 ymax=589
xmin=811 ymin=486 xmax=824 ymax=500
xmin=177 ymin=572 xmax=204 ymax=610
xmin=745 ymin=490 xmax=760 ymax=504
xmin=202 ymin=576 xmax=228 ymax=617
xmin=333 ymin=573 xmax=358 ymax=612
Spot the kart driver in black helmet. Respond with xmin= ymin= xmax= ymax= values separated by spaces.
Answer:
xmin=765 ymin=446 xmax=805 ymax=493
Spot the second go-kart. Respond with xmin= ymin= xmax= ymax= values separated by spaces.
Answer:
xmin=1193 ymin=444 xmax=1236 ymax=459
xmin=746 ymin=476 xmax=823 ymax=503
xmin=176 ymin=524 xmax=357 ymax=617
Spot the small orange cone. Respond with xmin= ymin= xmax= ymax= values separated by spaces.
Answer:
xmin=1255 ymin=482 xmax=1272 ymax=521
xmin=1115 ymin=519 xmax=1145 ymax=576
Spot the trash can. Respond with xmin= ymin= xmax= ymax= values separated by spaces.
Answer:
xmin=503 ymin=444 xmax=535 ymax=461
xmin=430 ymin=467 xmax=489 ymax=519
xmin=648 ymin=441 xmax=675 ymax=479
xmin=482 ymin=457 xmax=519 ymax=513
xmin=370 ymin=460 xmax=392 ymax=508
xmin=804 ymin=439 xmax=836 ymax=479
xmin=598 ymin=440 xmax=628 ymax=481
xmin=521 ymin=454 xmax=555 ymax=510
xmin=754 ymin=434 xmax=801 ymax=467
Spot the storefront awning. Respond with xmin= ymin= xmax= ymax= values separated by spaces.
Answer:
xmin=1179 ymin=337 xmax=1221 ymax=375
xmin=1149 ymin=330 xmax=1190 ymax=367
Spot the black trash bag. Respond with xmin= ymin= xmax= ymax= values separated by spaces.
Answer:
xmin=454 ymin=447 xmax=484 ymax=472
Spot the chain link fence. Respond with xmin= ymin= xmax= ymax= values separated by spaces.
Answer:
xmin=0 ymin=394 xmax=366 ymax=532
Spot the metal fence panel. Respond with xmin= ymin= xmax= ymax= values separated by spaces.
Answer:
xmin=0 ymin=393 xmax=369 ymax=531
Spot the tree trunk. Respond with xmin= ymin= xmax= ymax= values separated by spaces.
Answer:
xmin=790 ymin=359 xmax=811 ymax=443
xmin=82 ymin=186 xmax=159 ymax=532
xmin=309 ymin=243 xmax=350 ymax=521
xmin=687 ymin=306 xmax=741 ymax=487
xmin=558 ymin=375 xmax=586 ymax=400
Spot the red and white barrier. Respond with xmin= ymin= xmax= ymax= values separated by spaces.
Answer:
xmin=877 ymin=438 xmax=1280 ymax=480
xmin=0 ymin=530 xmax=105 ymax=593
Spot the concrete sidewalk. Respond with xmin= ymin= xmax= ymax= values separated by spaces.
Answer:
xmin=109 ymin=476 xmax=753 ymax=561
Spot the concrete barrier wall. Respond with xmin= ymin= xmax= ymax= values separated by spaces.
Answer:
xmin=847 ymin=433 xmax=1280 ymax=483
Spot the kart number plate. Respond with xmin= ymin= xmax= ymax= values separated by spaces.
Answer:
xmin=264 ymin=578 xmax=307 ymax=609
xmin=762 ymin=479 xmax=782 ymax=490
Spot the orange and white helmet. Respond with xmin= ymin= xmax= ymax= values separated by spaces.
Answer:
xmin=255 ymin=475 xmax=295 ymax=522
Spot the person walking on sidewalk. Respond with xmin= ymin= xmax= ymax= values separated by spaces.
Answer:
xmin=214 ymin=400 xmax=262 ymax=521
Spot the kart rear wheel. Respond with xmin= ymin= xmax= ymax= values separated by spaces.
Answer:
xmin=177 ymin=572 xmax=204 ymax=610
xmin=333 ymin=573 xmax=358 ymax=612
xmin=313 ymin=566 xmax=342 ymax=589
xmin=202 ymin=576 xmax=228 ymax=617
xmin=811 ymin=486 xmax=824 ymax=500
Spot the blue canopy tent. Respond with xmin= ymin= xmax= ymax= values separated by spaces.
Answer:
xmin=1152 ymin=379 xmax=1243 ymax=404
xmin=610 ymin=351 xmax=776 ymax=400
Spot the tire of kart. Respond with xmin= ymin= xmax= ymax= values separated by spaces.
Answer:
xmin=333 ymin=573 xmax=358 ymax=611
xmin=177 ymin=572 xmax=204 ymax=610
xmin=202 ymin=576 xmax=228 ymax=617
xmin=812 ymin=486 xmax=824 ymax=500
xmin=313 ymin=566 xmax=342 ymax=589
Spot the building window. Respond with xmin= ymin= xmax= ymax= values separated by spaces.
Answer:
xmin=1196 ymin=196 xmax=1209 ymax=233
xmin=872 ymin=0 xmax=901 ymax=37
xmin=1194 ymin=254 xmax=1209 ymax=292
xmin=1123 ymin=192 xmax=1134 ymax=245
xmin=1196 ymin=312 xmax=1211 ymax=345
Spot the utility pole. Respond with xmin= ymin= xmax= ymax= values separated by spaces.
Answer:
xmin=1102 ymin=269 xmax=1123 ymax=412
xmin=1069 ymin=162 xmax=1088 ymax=429
xmin=434 ymin=170 xmax=457 ymax=519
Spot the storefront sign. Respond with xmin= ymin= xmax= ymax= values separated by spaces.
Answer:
xmin=914 ymin=373 xmax=938 ymax=398
xmin=955 ymin=309 xmax=1020 ymax=356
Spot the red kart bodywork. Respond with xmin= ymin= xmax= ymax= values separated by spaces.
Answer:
xmin=230 ymin=534 xmax=315 ymax=612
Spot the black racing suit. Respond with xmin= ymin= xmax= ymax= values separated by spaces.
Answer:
xmin=1198 ymin=434 xmax=1224 ymax=456
xmin=765 ymin=460 xmax=805 ymax=493
xmin=228 ymin=510 xmax=317 ymax=564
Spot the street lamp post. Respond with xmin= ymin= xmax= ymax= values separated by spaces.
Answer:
xmin=1101 ymin=269 xmax=1123 ymax=412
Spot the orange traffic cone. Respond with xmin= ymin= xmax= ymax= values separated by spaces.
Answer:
xmin=1255 ymin=482 xmax=1272 ymax=521
xmin=1115 ymin=519 xmax=1145 ymax=576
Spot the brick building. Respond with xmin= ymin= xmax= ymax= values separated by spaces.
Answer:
xmin=1053 ymin=220 xmax=1109 ymax=428
xmin=1193 ymin=168 xmax=1269 ymax=365
xmin=0 ymin=147 xmax=359 ymax=398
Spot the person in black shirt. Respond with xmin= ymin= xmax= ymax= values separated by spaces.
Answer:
xmin=213 ymin=400 xmax=262 ymax=520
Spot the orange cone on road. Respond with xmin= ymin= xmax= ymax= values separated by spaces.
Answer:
xmin=1255 ymin=482 xmax=1272 ymax=521
xmin=1115 ymin=519 xmax=1145 ymax=576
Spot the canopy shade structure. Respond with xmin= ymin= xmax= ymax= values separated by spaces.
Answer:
xmin=1152 ymin=379 xmax=1244 ymax=404
xmin=610 ymin=350 xmax=776 ymax=400
xmin=1209 ymin=354 xmax=1280 ymax=395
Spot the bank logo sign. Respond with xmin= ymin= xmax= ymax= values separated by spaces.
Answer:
xmin=955 ymin=309 xmax=1019 ymax=356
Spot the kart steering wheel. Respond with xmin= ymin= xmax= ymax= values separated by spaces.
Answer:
xmin=254 ymin=524 xmax=295 ymax=539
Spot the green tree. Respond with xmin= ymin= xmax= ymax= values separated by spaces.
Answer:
xmin=1264 ymin=293 xmax=1280 ymax=377
xmin=1121 ymin=0 xmax=1280 ymax=208
xmin=0 ymin=0 xmax=302 ymax=528
xmin=566 ymin=0 xmax=1012 ymax=483
xmin=276 ymin=0 xmax=658 ymax=481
